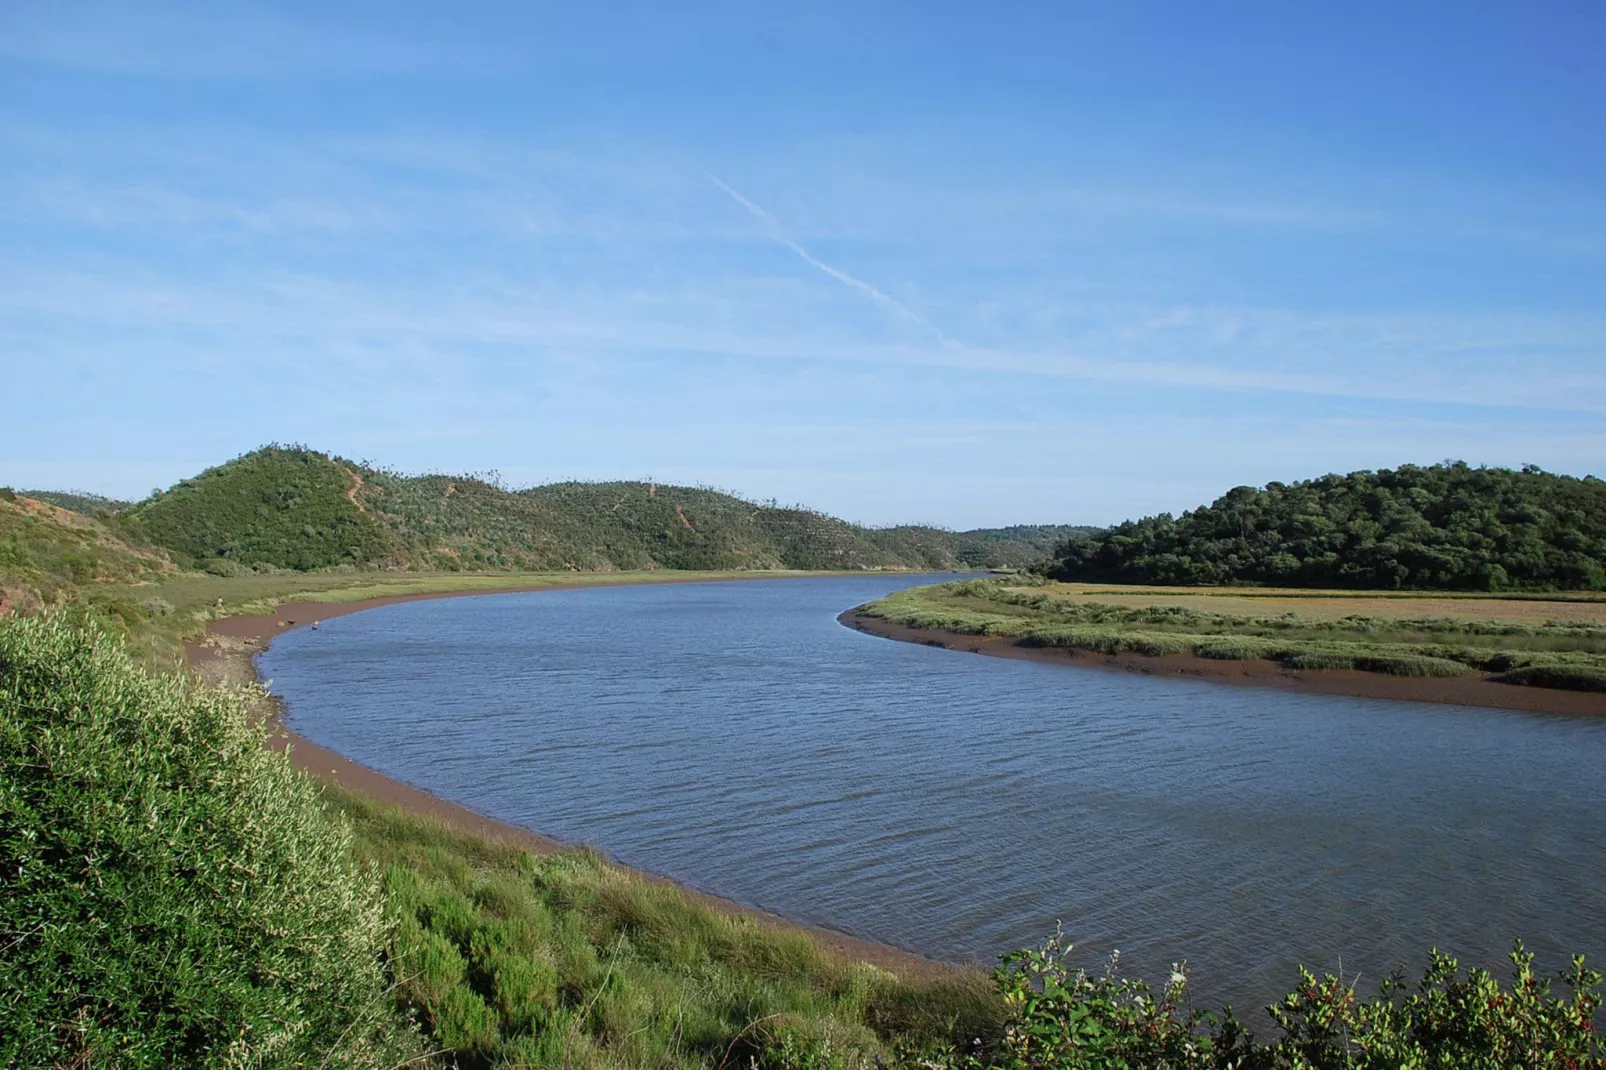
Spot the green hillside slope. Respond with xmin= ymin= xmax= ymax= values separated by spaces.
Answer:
xmin=18 ymin=490 xmax=133 ymax=515
xmin=1051 ymin=462 xmax=1606 ymax=591
xmin=117 ymin=447 xmax=395 ymax=571
xmin=0 ymin=489 xmax=173 ymax=613
xmin=97 ymin=447 xmax=1083 ymax=574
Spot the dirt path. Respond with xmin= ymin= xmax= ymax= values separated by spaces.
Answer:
xmin=342 ymin=467 xmax=367 ymax=513
xmin=840 ymin=610 xmax=1606 ymax=717
xmin=185 ymin=585 xmax=963 ymax=982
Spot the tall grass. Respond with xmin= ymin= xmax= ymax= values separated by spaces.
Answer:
xmin=331 ymin=788 xmax=999 ymax=1070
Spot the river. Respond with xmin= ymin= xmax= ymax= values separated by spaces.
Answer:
xmin=258 ymin=573 xmax=1606 ymax=1017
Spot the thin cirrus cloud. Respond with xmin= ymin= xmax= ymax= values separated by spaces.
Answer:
xmin=5 ymin=255 xmax=1604 ymax=418
xmin=705 ymin=172 xmax=956 ymax=346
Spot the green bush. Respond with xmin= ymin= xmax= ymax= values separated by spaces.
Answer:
xmin=1350 ymin=654 xmax=1470 ymax=678
xmin=0 ymin=615 xmax=417 ymax=1068
xmin=911 ymin=931 xmax=1603 ymax=1070
xmin=1495 ymin=664 xmax=1606 ymax=692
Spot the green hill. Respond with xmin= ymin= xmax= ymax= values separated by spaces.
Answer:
xmin=1050 ymin=462 xmax=1606 ymax=591
xmin=0 ymin=489 xmax=174 ymax=613
xmin=117 ymin=448 xmax=393 ymax=572
xmin=101 ymin=446 xmax=1084 ymax=575
xmin=18 ymin=489 xmax=133 ymax=516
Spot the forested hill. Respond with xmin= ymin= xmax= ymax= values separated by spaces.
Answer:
xmin=101 ymin=446 xmax=1087 ymax=574
xmin=1050 ymin=463 xmax=1606 ymax=591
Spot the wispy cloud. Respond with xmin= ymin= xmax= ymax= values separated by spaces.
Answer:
xmin=705 ymin=172 xmax=954 ymax=346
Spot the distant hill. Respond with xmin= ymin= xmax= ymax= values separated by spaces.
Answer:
xmin=103 ymin=446 xmax=1085 ymax=574
xmin=0 ymin=489 xmax=174 ymax=612
xmin=1050 ymin=462 xmax=1606 ymax=591
xmin=18 ymin=490 xmax=133 ymax=516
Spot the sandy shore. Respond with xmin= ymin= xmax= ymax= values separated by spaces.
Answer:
xmin=184 ymin=582 xmax=960 ymax=981
xmin=840 ymin=609 xmax=1606 ymax=717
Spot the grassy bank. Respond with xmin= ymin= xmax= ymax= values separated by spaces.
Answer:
xmin=332 ymin=787 xmax=996 ymax=1068
xmin=860 ymin=579 xmax=1606 ymax=690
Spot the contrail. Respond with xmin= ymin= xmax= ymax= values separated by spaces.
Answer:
xmin=706 ymin=172 xmax=951 ymax=345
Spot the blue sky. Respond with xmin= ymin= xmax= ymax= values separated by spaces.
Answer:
xmin=3 ymin=1 xmax=1603 ymax=528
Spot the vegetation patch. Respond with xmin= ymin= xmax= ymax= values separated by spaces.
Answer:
xmin=333 ymin=789 xmax=997 ymax=1070
xmin=1050 ymin=462 xmax=1606 ymax=591
xmin=1495 ymin=664 xmax=1606 ymax=693
xmin=117 ymin=445 xmax=393 ymax=571
xmin=0 ymin=493 xmax=173 ymax=612
xmin=861 ymin=580 xmax=1606 ymax=689
xmin=67 ymin=445 xmax=1088 ymax=576
xmin=0 ymin=614 xmax=416 ymax=1068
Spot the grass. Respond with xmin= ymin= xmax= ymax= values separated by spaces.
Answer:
xmin=859 ymin=579 xmax=1606 ymax=687
xmin=331 ymin=787 xmax=998 ymax=1070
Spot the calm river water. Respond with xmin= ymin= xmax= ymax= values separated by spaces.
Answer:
xmin=260 ymin=574 xmax=1606 ymax=1016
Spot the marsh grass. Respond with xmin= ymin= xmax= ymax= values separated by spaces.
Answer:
xmin=863 ymin=580 xmax=1606 ymax=686
xmin=328 ymin=788 xmax=1000 ymax=1070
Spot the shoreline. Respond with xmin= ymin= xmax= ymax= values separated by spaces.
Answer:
xmin=184 ymin=577 xmax=963 ymax=982
xmin=839 ymin=609 xmax=1606 ymax=717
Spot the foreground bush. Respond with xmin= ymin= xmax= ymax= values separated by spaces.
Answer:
xmin=0 ymin=614 xmax=417 ymax=1068
xmin=905 ymin=929 xmax=1602 ymax=1070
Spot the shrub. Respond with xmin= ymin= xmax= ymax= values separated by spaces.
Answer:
xmin=1495 ymin=664 xmax=1606 ymax=692
xmin=910 ymin=933 xmax=1603 ymax=1070
xmin=1194 ymin=639 xmax=1276 ymax=661
xmin=1284 ymin=651 xmax=1357 ymax=671
xmin=0 ymin=615 xmax=417 ymax=1068
xmin=1350 ymin=654 xmax=1470 ymax=678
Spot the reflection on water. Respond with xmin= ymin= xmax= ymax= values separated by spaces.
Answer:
xmin=260 ymin=574 xmax=1606 ymax=1015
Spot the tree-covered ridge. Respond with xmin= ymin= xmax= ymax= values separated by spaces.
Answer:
xmin=117 ymin=447 xmax=393 ymax=571
xmin=18 ymin=489 xmax=133 ymax=516
xmin=1051 ymin=463 xmax=1606 ymax=591
xmin=89 ymin=446 xmax=1080 ymax=574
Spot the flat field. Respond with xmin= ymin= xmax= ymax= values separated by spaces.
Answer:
xmin=858 ymin=579 xmax=1606 ymax=692
xmin=1038 ymin=583 xmax=1606 ymax=627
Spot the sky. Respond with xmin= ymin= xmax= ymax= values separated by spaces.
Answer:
xmin=2 ymin=1 xmax=1603 ymax=529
